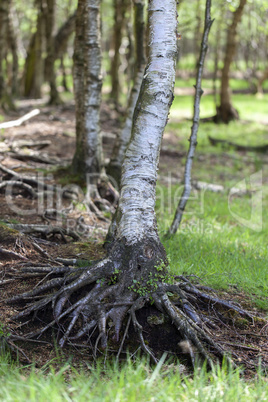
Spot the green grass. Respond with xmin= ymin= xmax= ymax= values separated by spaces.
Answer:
xmin=170 ymin=92 xmax=268 ymax=121
xmin=1 ymin=354 xmax=267 ymax=401
xmin=157 ymin=87 xmax=268 ymax=310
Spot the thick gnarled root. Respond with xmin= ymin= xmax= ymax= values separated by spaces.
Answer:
xmin=5 ymin=257 xmax=254 ymax=368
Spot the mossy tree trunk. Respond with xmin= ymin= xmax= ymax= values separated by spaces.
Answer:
xmin=23 ymin=0 xmax=45 ymax=99
xmin=216 ymin=0 xmax=247 ymax=123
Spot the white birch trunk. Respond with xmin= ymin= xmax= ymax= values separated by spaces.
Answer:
xmin=115 ymin=0 xmax=178 ymax=245
xmin=84 ymin=0 xmax=104 ymax=178
xmin=72 ymin=0 xmax=104 ymax=181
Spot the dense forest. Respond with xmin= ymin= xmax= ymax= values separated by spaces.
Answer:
xmin=0 ymin=0 xmax=268 ymax=399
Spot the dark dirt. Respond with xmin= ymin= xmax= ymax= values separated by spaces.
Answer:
xmin=0 ymin=100 xmax=268 ymax=375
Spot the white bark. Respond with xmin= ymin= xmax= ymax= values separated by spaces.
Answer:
xmin=84 ymin=0 xmax=104 ymax=177
xmin=116 ymin=0 xmax=178 ymax=244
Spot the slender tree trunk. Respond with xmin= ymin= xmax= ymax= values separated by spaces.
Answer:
xmin=54 ymin=11 xmax=77 ymax=57
xmin=45 ymin=0 xmax=62 ymax=105
xmin=107 ymin=0 xmax=146 ymax=186
xmin=7 ymin=1 xmax=19 ymax=97
xmin=23 ymin=0 xmax=45 ymax=98
xmin=110 ymin=0 xmax=128 ymax=106
xmin=216 ymin=0 xmax=247 ymax=123
xmin=257 ymin=67 xmax=268 ymax=95
xmin=0 ymin=0 xmax=8 ymax=105
xmin=72 ymin=0 xmax=85 ymax=176
xmin=72 ymin=0 xmax=104 ymax=185
xmin=0 ymin=0 xmax=14 ymax=109
xmin=168 ymin=0 xmax=213 ymax=236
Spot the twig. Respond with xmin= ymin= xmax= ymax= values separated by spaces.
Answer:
xmin=167 ymin=0 xmax=214 ymax=235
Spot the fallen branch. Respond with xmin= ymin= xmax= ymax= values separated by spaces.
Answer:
xmin=0 ymin=247 xmax=28 ymax=260
xmin=0 ymin=109 xmax=40 ymax=129
xmin=208 ymin=136 xmax=268 ymax=153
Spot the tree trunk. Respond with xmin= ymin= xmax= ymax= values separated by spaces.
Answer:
xmin=7 ymin=1 xmax=19 ymax=97
xmin=72 ymin=0 xmax=104 ymax=184
xmin=110 ymin=0 xmax=128 ymax=106
xmin=54 ymin=11 xmax=77 ymax=57
xmin=216 ymin=0 xmax=247 ymax=123
xmin=23 ymin=0 xmax=45 ymax=99
xmin=107 ymin=0 xmax=146 ymax=186
xmin=72 ymin=0 xmax=85 ymax=176
xmin=0 ymin=0 xmax=13 ymax=109
xmin=44 ymin=0 xmax=62 ymax=105
xmin=257 ymin=67 xmax=268 ymax=95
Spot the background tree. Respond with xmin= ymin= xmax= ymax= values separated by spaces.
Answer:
xmin=215 ymin=0 xmax=247 ymax=123
xmin=110 ymin=0 xmax=129 ymax=107
xmin=71 ymin=0 xmax=104 ymax=187
xmin=23 ymin=0 xmax=46 ymax=98
xmin=44 ymin=0 xmax=62 ymax=105
xmin=0 ymin=0 xmax=14 ymax=109
xmin=107 ymin=0 xmax=146 ymax=185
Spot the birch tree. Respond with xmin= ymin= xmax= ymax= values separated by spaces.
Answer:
xmin=9 ymin=0 xmax=251 ymax=366
xmin=72 ymin=0 xmax=104 ymax=185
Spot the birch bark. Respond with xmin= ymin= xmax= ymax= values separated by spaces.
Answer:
xmin=114 ymin=0 xmax=178 ymax=246
xmin=72 ymin=0 xmax=104 ymax=183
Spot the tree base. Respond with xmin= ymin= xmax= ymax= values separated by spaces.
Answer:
xmin=214 ymin=105 xmax=239 ymax=124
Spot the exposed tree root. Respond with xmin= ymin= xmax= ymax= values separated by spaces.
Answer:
xmin=7 ymin=223 xmax=80 ymax=242
xmin=5 ymin=243 xmax=257 ymax=370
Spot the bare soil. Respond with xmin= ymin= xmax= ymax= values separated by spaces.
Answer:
xmin=0 ymin=100 xmax=268 ymax=375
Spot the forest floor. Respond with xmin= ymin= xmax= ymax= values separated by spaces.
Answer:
xmin=0 ymin=97 xmax=268 ymax=375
